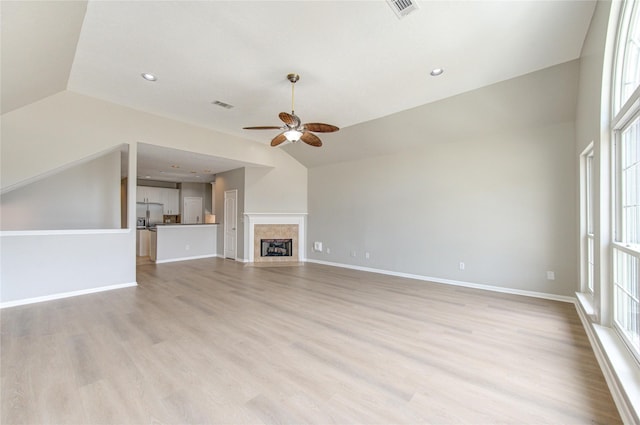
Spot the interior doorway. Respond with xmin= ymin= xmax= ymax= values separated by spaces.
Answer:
xmin=224 ymin=190 xmax=237 ymax=259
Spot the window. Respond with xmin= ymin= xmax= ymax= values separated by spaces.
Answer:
xmin=615 ymin=1 xmax=640 ymax=115
xmin=581 ymin=146 xmax=595 ymax=293
xmin=613 ymin=116 xmax=640 ymax=358
xmin=612 ymin=1 xmax=640 ymax=360
xmin=587 ymin=149 xmax=595 ymax=294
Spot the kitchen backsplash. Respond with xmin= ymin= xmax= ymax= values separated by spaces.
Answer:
xmin=163 ymin=215 xmax=180 ymax=224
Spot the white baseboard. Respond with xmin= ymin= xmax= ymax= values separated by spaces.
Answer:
xmin=575 ymin=302 xmax=640 ymax=425
xmin=0 ymin=282 xmax=138 ymax=309
xmin=154 ymin=254 xmax=218 ymax=264
xmin=305 ymin=259 xmax=575 ymax=303
xmin=215 ymin=254 xmax=248 ymax=262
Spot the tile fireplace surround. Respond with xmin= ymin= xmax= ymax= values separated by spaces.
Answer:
xmin=254 ymin=225 xmax=298 ymax=263
xmin=244 ymin=213 xmax=306 ymax=263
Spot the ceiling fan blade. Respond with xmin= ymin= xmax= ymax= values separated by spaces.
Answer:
xmin=300 ymin=131 xmax=322 ymax=147
xmin=243 ymin=126 xmax=282 ymax=130
xmin=271 ymin=133 xmax=287 ymax=147
xmin=303 ymin=123 xmax=339 ymax=133
xmin=279 ymin=112 xmax=300 ymax=127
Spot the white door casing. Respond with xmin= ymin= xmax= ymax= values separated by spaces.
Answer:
xmin=224 ymin=190 xmax=237 ymax=260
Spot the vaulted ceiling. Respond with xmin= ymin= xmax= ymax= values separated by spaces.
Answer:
xmin=1 ymin=0 xmax=596 ymax=175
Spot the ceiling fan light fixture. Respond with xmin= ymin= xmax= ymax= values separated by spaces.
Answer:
xmin=244 ymin=73 xmax=339 ymax=147
xmin=284 ymin=129 xmax=303 ymax=142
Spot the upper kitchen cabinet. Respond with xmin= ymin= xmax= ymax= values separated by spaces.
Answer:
xmin=162 ymin=188 xmax=179 ymax=215
xmin=136 ymin=186 xmax=163 ymax=204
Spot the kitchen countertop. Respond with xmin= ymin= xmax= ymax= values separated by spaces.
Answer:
xmin=154 ymin=223 xmax=219 ymax=227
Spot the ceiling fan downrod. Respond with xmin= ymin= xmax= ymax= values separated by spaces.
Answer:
xmin=287 ymin=73 xmax=299 ymax=115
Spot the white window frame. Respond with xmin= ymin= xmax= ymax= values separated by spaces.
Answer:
xmin=580 ymin=144 xmax=596 ymax=295
xmin=611 ymin=0 xmax=640 ymax=363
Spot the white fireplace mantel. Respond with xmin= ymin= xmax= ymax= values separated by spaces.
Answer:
xmin=244 ymin=213 xmax=307 ymax=262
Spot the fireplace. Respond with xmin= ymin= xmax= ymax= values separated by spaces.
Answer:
xmin=261 ymin=239 xmax=293 ymax=257
xmin=252 ymin=223 xmax=300 ymax=263
xmin=245 ymin=214 xmax=306 ymax=263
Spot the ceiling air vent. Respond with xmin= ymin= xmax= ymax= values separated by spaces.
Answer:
xmin=212 ymin=100 xmax=234 ymax=109
xmin=387 ymin=0 xmax=419 ymax=19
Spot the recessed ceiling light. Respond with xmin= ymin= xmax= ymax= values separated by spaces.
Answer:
xmin=170 ymin=165 xmax=180 ymax=168
xmin=430 ymin=68 xmax=444 ymax=77
xmin=141 ymin=73 xmax=157 ymax=81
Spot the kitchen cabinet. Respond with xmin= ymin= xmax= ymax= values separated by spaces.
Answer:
xmin=162 ymin=188 xmax=180 ymax=215
xmin=137 ymin=186 xmax=162 ymax=204
xmin=136 ymin=187 xmax=146 ymax=203
xmin=136 ymin=229 xmax=150 ymax=256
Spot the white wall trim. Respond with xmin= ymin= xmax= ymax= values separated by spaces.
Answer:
xmin=244 ymin=213 xmax=306 ymax=263
xmin=575 ymin=301 xmax=640 ymax=425
xmin=243 ymin=212 xmax=309 ymax=216
xmin=154 ymin=254 xmax=218 ymax=264
xmin=215 ymin=253 xmax=248 ymax=262
xmin=305 ymin=259 xmax=575 ymax=303
xmin=1 ymin=229 xmax=130 ymax=237
xmin=0 ymin=282 xmax=137 ymax=309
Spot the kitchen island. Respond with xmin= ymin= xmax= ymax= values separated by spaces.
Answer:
xmin=149 ymin=224 xmax=218 ymax=263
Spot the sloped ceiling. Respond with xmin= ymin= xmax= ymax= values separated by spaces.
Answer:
xmin=0 ymin=1 xmax=87 ymax=114
xmin=1 ymin=0 xmax=596 ymax=172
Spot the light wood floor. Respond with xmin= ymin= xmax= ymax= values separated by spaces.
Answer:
xmin=1 ymin=258 xmax=622 ymax=424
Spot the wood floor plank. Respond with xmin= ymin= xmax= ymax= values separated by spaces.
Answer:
xmin=1 ymin=258 xmax=622 ymax=424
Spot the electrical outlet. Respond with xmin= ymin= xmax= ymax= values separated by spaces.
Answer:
xmin=313 ymin=241 xmax=323 ymax=252
xmin=365 ymin=252 xmax=370 ymax=259
xmin=351 ymin=251 xmax=357 ymax=257
xmin=459 ymin=262 xmax=465 ymax=271
xmin=546 ymin=271 xmax=555 ymax=280
xmin=185 ymin=244 xmax=190 ymax=251
xmin=326 ymin=247 xmax=331 ymax=254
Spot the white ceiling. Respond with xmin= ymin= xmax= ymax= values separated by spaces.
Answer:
xmin=1 ymin=0 xmax=596 ymax=179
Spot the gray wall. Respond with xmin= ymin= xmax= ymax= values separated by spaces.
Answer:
xmin=214 ymin=167 xmax=245 ymax=260
xmin=307 ymin=63 xmax=579 ymax=297
xmin=1 ymin=150 xmax=121 ymax=230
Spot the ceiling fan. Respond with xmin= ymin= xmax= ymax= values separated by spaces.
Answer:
xmin=243 ymin=73 xmax=339 ymax=147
